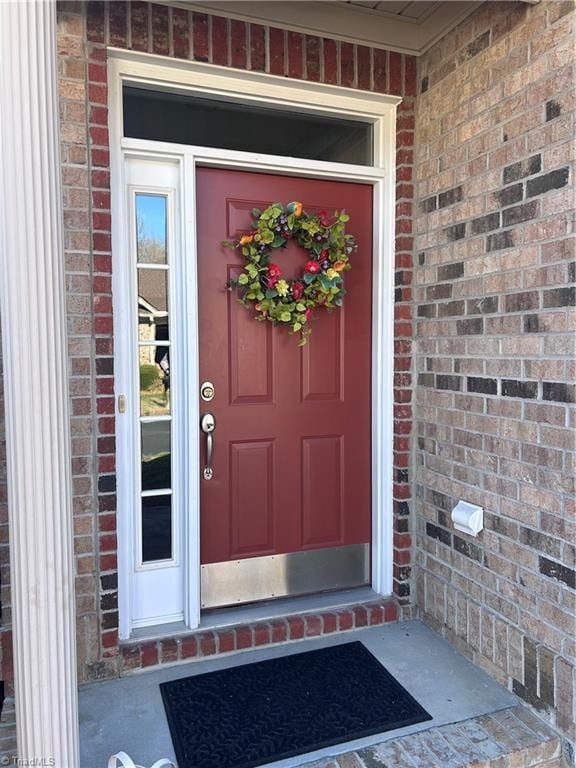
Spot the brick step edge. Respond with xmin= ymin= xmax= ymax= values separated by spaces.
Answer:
xmin=303 ymin=705 xmax=567 ymax=768
xmin=119 ymin=598 xmax=399 ymax=673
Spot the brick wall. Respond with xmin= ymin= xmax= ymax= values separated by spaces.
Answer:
xmin=44 ymin=0 xmax=417 ymax=685
xmin=414 ymin=0 xmax=575 ymax=745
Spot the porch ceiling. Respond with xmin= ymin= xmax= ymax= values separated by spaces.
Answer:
xmin=165 ymin=0 xmax=485 ymax=56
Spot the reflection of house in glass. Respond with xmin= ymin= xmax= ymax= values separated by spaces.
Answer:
xmin=138 ymin=269 xmax=170 ymax=413
xmin=138 ymin=270 xmax=169 ymax=359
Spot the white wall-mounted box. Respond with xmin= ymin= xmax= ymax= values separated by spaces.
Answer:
xmin=451 ymin=501 xmax=483 ymax=537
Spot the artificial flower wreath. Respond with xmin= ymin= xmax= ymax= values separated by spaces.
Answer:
xmin=223 ymin=201 xmax=356 ymax=344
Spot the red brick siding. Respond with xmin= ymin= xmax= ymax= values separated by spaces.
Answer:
xmin=120 ymin=599 xmax=399 ymax=673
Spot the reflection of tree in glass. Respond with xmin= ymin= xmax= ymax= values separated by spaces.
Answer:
xmin=137 ymin=214 xmax=166 ymax=264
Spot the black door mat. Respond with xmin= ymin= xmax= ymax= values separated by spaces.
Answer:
xmin=160 ymin=641 xmax=432 ymax=768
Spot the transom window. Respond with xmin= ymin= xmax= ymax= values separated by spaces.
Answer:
xmin=123 ymin=86 xmax=374 ymax=166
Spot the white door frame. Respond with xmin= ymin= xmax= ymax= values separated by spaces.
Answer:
xmin=109 ymin=50 xmax=401 ymax=639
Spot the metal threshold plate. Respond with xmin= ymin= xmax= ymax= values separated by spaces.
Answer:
xmin=201 ymin=543 xmax=369 ymax=609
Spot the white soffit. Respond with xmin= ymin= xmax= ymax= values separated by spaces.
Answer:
xmin=170 ymin=1 xmax=485 ymax=56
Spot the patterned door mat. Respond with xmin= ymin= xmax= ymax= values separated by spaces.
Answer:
xmin=160 ymin=641 xmax=431 ymax=768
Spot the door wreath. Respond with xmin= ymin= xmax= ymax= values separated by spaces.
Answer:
xmin=223 ymin=201 xmax=357 ymax=344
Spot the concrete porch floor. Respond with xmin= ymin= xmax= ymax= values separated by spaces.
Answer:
xmin=79 ymin=621 xmax=519 ymax=768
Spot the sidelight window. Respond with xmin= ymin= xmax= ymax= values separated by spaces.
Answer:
xmin=135 ymin=192 xmax=173 ymax=564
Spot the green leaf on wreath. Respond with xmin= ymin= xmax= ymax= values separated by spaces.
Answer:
xmin=237 ymin=273 xmax=249 ymax=285
xmin=303 ymin=273 xmax=316 ymax=284
xmin=265 ymin=289 xmax=278 ymax=299
xmin=280 ymin=311 xmax=291 ymax=322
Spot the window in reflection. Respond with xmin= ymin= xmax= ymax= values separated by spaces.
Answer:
xmin=136 ymin=194 xmax=167 ymax=264
xmin=142 ymin=494 xmax=172 ymax=562
xmin=139 ymin=346 xmax=170 ymax=417
xmin=138 ymin=268 xmax=169 ymax=342
xmin=141 ymin=422 xmax=171 ymax=492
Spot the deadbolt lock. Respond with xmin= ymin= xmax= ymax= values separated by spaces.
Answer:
xmin=200 ymin=381 xmax=215 ymax=402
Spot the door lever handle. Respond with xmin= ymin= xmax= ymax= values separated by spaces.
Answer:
xmin=200 ymin=413 xmax=216 ymax=480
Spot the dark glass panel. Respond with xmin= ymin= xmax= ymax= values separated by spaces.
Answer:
xmin=142 ymin=495 xmax=172 ymax=562
xmin=141 ymin=421 xmax=171 ymax=491
xmin=124 ymin=87 xmax=373 ymax=166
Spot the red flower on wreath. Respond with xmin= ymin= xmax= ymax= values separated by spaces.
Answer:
xmin=318 ymin=210 xmax=331 ymax=227
xmin=305 ymin=308 xmax=312 ymax=322
xmin=267 ymin=263 xmax=282 ymax=287
xmin=268 ymin=264 xmax=282 ymax=278
xmin=292 ymin=282 xmax=304 ymax=300
xmin=305 ymin=260 xmax=320 ymax=274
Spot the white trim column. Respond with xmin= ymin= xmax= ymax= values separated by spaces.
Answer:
xmin=0 ymin=2 xmax=80 ymax=766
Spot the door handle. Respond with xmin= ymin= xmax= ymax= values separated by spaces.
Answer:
xmin=200 ymin=413 xmax=216 ymax=480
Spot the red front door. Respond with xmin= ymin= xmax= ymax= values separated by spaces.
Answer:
xmin=197 ymin=168 xmax=372 ymax=607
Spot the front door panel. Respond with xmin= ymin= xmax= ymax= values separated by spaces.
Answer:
xmin=197 ymin=168 xmax=372 ymax=607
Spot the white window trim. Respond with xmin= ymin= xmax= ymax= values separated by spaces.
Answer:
xmin=109 ymin=50 xmax=401 ymax=639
